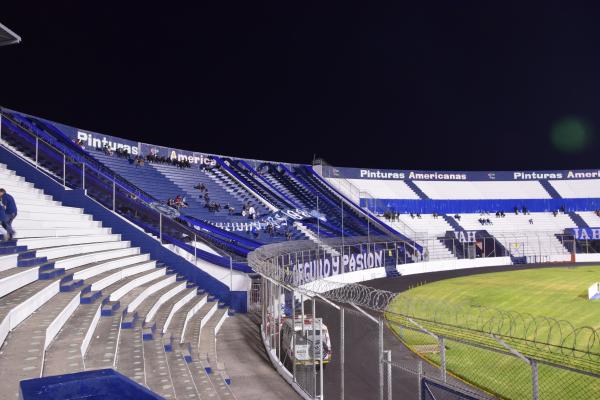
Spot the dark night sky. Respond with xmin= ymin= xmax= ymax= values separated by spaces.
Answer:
xmin=2 ymin=2 xmax=600 ymax=170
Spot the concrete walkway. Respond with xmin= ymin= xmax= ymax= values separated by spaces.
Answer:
xmin=216 ymin=313 xmax=301 ymax=400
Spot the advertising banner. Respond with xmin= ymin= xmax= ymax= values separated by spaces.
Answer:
xmin=323 ymin=165 xmax=600 ymax=181
xmin=292 ymin=249 xmax=385 ymax=285
xmin=565 ymin=228 xmax=600 ymax=240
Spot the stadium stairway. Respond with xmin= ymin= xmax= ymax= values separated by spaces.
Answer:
xmin=575 ymin=211 xmax=600 ymax=227
xmin=441 ymin=214 xmax=464 ymax=231
xmin=0 ymin=162 xmax=237 ymax=400
xmin=567 ymin=211 xmax=590 ymax=228
xmin=539 ymin=179 xmax=562 ymax=199
xmin=403 ymin=179 xmax=429 ymax=199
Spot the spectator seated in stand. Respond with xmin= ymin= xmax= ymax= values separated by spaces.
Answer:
xmin=114 ymin=147 xmax=129 ymax=158
xmin=454 ymin=214 xmax=461 ymax=221
xmin=145 ymin=153 xmax=192 ymax=168
xmin=103 ymin=144 xmax=114 ymax=156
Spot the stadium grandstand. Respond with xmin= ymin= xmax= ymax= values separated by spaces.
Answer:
xmin=3 ymin=6 xmax=600 ymax=400
xmin=1 ymin=106 xmax=600 ymax=399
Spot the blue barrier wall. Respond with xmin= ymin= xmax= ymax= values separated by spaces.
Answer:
xmin=363 ymin=198 xmax=600 ymax=214
xmin=20 ymin=369 xmax=162 ymax=400
xmin=0 ymin=145 xmax=247 ymax=312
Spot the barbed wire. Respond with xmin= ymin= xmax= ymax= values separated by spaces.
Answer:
xmin=248 ymin=239 xmax=600 ymax=367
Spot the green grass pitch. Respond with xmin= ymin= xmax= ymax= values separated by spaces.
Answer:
xmin=385 ymin=266 xmax=600 ymax=399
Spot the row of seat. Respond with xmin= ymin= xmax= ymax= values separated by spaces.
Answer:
xmin=0 ymin=163 xmax=235 ymax=400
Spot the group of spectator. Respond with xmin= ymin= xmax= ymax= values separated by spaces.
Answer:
xmin=514 ymin=206 xmax=530 ymax=215
xmin=167 ymin=195 xmax=188 ymax=209
xmin=132 ymin=156 xmax=145 ymax=167
xmin=146 ymin=153 xmax=192 ymax=169
xmin=256 ymin=223 xmax=293 ymax=240
xmin=382 ymin=210 xmax=400 ymax=221
xmin=478 ymin=218 xmax=493 ymax=225
xmin=102 ymin=145 xmax=130 ymax=159
xmin=495 ymin=211 xmax=506 ymax=218
xmin=242 ymin=202 xmax=258 ymax=219
xmin=552 ymin=206 xmax=566 ymax=217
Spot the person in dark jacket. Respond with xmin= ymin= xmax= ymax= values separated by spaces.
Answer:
xmin=0 ymin=189 xmax=17 ymax=241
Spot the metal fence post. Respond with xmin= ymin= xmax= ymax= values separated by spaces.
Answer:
xmin=62 ymin=154 xmax=66 ymax=188
xmin=82 ymin=164 xmax=85 ymax=190
xmin=417 ymin=361 xmax=423 ymax=400
xmin=379 ymin=318 xmax=384 ymax=400
xmin=385 ymin=350 xmax=392 ymax=400
xmin=194 ymin=234 xmax=197 ymax=263
xmin=35 ymin=137 xmax=39 ymax=167
xmin=531 ymin=359 xmax=539 ymax=400
xmin=320 ymin=326 xmax=324 ymax=400
xmin=112 ymin=180 xmax=116 ymax=211
xmin=292 ymin=289 xmax=297 ymax=383
xmin=159 ymin=213 xmax=163 ymax=243
xmin=312 ymin=297 xmax=317 ymax=398
xmin=439 ymin=336 xmax=446 ymax=382
xmin=340 ymin=307 xmax=345 ymax=400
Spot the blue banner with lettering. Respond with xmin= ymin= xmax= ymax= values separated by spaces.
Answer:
xmin=323 ymin=165 xmax=600 ymax=181
xmin=565 ymin=228 xmax=600 ymax=240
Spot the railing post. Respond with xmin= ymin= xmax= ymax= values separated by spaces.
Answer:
xmin=62 ymin=154 xmax=66 ymax=188
xmin=417 ymin=361 xmax=423 ymax=400
xmin=194 ymin=234 xmax=197 ymax=263
xmin=439 ymin=336 xmax=446 ymax=382
xmin=35 ymin=137 xmax=39 ymax=168
xmin=340 ymin=307 xmax=345 ymax=400
xmin=312 ymin=297 xmax=317 ymax=398
xmin=385 ymin=350 xmax=392 ymax=400
xmin=159 ymin=213 xmax=163 ymax=243
xmin=531 ymin=359 xmax=539 ymax=400
xmin=112 ymin=179 xmax=116 ymax=211
xmin=229 ymin=255 xmax=233 ymax=301
xmin=82 ymin=164 xmax=85 ymax=191
xmin=379 ymin=318 xmax=384 ymax=400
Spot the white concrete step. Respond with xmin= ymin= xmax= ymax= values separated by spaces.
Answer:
xmin=73 ymin=254 xmax=152 ymax=281
xmin=55 ymin=247 xmax=141 ymax=270
xmin=36 ymin=240 xmax=131 ymax=260
xmin=7 ymin=197 xmax=61 ymax=208
xmin=13 ymin=218 xmax=102 ymax=229
xmin=17 ymin=234 xmax=121 ymax=250
xmin=17 ymin=211 xmax=92 ymax=222
xmin=16 ymin=203 xmax=82 ymax=214
xmin=11 ymin=227 xmax=111 ymax=239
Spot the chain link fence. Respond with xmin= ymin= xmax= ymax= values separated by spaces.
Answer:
xmin=248 ymin=238 xmax=600 ymax=400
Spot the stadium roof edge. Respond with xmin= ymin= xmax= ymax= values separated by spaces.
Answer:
xmin=0 ymin=22 xmax=21 ymax=46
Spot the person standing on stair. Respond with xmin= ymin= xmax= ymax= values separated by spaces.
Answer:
xmin=0 ymin=189 xmax=17 ymax=241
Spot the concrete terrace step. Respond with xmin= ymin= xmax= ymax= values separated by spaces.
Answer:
xmin=121 ymin=278 xmax=180 ymax=329
xmin=0 ymin=290 xmax=80 ymax=398
xmin=12 ymin=226 xmax=112 ymax=239
xmin=151 ymin=287 xmax=198 ymax=335
xmin=35 ymin=240 xmax=131 ymax=260
xmin=13 ymin=218 xmax=102 ymax=230
xmin=82 ymin=269 xmax=170 ymax=372
xmin=17 ymin=234 xmax=122 ymax=250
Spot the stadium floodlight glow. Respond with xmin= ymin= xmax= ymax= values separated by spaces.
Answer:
xmin=0 ymin=22 xmax=21 ymax=47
